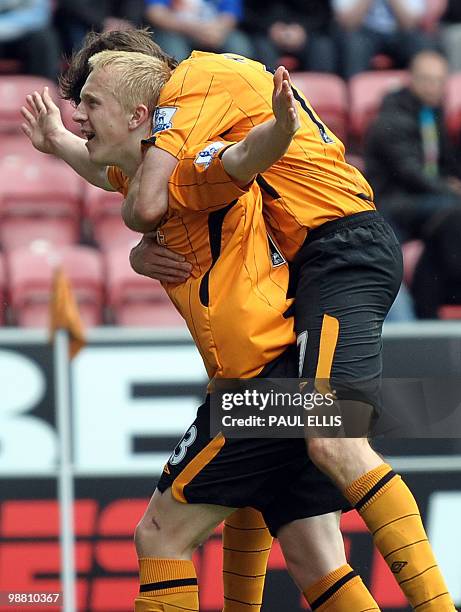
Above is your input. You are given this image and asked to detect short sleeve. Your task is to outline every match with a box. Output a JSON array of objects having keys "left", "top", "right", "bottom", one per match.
[
  {"left": 152, "top": 62, "right": 240, "bottom": 159},
  {"left": 106, "top": 165, "right": 130, "bottom": 197},
  {"left": 218, "top": 0, "right": 242, "bottom": 19},
  {"left": 145, "top": 0, "right": 170, "bottom": 6},
  {"left": 169, "top": 141, "right": 251, "bottom": 212}
]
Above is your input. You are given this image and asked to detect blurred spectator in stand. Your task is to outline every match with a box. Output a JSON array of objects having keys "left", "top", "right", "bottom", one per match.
[
  {"left": 333, "top": 0, "right": 434, "bottom": 78},
  {"left": 365, "top": 50, "right": 461, "bottom": 318},
  {"left": 0, "top": 0, "right": 60, "bottom": 80},
  {"left": 55, "top": 1, "right": 145, "bottom": 55},
  {"left": 144, "top": 0, "right": 253, "bottom": 62},
  {"left": 242, "top": 0, "right": 337, "bottom": 72},
  {"left": 441, "top": 0, "right": 461, "bottom": 72}
]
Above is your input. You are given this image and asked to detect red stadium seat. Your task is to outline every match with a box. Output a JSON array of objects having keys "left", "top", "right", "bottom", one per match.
[
  {"left": 349, "top": 71, "right": 409, "bottom": 142},
  {"left": 1, "top": 218, "right": 79, "bottom": 252},
  {"left": 0, "top": 134, "right": 46, "bottom": 160},
  {"left": 445, "top": 72, "right": 461, "bottom": 142},
  {"left": 0, "top": 253, "right": 5, "bottom": 325},
  {"left": 401, "top": 240, "right": 424, "bottom": 287},
  {"left": 0, "top": 154, "right": 83, "bottom": 250},
  {"left": 104, "top": 246, "right": 185, "bottom": 327},
  {"left": 292, "top": 72, "right": 348, "bottom": 143},
  {"left": 0, "top": 59, "right": 22, "bottom": 75},
  {"left": 438, "top": 305, "right": 461, "bottom": 319},
  {"left": 0, "top": 75, "right": 58, "bottom": 133},
  {"left": 84, "top": 183, "right": 139, "bottom": 250},
  {"left": 7, "top": 244, "right": 104, "bottom": 328}
]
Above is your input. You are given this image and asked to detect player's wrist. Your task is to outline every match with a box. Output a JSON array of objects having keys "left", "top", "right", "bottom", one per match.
[
  {"left": 47, "top": 126, "right": 74, "bottom": 155},
  {"left": 272, "top": 117, "right": 297, "bottom": 139}
]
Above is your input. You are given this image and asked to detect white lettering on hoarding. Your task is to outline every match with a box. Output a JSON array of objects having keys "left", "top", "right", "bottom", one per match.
[
  {"left": 0, "top": 350, "right": 57, "bottom": 473},
  {"left": 72, "top": 346, "right": 205, "bottom": 474}
]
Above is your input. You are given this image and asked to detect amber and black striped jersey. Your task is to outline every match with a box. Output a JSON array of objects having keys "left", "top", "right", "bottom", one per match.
[
  {"left": 107, "top": 142, "right": 294, "bottom": 379},
  {"left": 152, "top": 51, "right": 375, "bottom": 260}
]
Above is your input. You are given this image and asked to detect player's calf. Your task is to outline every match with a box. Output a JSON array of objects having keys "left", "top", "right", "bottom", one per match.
[{"left": 278, "top": 513, "right": 381, "bottom": 611}]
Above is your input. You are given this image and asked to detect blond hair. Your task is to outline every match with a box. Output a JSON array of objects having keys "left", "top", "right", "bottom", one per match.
[{"left": 88, "top": 50, "right": 171, "bottom": 113}]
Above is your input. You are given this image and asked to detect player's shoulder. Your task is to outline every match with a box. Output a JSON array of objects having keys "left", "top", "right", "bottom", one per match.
[
  {"left": 192, "top": 51, "right": 267, "bottom": 74},
  {"left": 175, "top": 51, "right": 265, "bottom": 80},
  {"left": 158, "top": 50, "right": 269, "bottom": 105},
  {"left": 158, "top": 52, "right": 216, "bottom": 101}
]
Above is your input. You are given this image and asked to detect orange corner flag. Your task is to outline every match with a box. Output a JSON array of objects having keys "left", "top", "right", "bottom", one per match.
[{"left": 49, "top": 267, "right": 86, "bottom": 359}]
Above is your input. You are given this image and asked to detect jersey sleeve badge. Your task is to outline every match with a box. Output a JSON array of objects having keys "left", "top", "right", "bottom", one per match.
[
  {"left": 194, "top": 141, "right": 226, "bottom": 169},
  {"left": 152, "top": 106, "right": 178, "bottom": 134}
]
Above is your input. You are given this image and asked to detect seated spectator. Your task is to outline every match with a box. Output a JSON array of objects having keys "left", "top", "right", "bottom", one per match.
[
  {"left": 243, "top": 0, "right": 337, "bottom": 72},
  {"left": 55, "top": 1, "right": 146, "bottom": 55},
  {"left": 0, "top": 0, "right": 60, "bottom": 81},
  {"left": 333, "top": 0, "right": 435, "bottom": 78},
  {"left": 365, "top": 50, "right": 461, "bottom": 318},
  {"left": 441, "top": 0, "right": 461, "bottom": 72},
  {"left": 144, "top": 0, "right": 253, "bottom": 62}
]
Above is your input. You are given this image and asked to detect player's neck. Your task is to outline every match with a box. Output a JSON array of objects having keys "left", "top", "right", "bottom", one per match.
[{"left": 117, "top": 126, "right": 150, "bottom": 178}]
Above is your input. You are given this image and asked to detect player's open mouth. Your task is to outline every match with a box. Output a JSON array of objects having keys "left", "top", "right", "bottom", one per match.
[{"left": 83, "top": 131, "right": 96, "bottom": 141}]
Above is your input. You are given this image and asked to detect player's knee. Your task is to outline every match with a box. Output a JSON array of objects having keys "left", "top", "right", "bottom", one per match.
[
  {"left": 134, "top": 513, "right": 162, "bottom": 555},
  {"left": 307, "top": 437, "right": 343, "bottom": 472},
  {"left": 134, "top": 508, "right": 201, "bottom": 559}
]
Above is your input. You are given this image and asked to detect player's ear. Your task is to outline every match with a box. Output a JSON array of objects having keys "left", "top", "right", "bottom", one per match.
[{"left": 129, "top": 104, "right": 149, "bottom": 130}]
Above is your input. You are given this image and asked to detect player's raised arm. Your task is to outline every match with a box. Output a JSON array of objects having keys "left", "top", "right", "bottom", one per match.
[
  {"left": 122, "top": 146, "right": 177, "bottom": 232},
  {"left": 21, "top": 87, "right": 113, "bottom": 191},
  {"left": 221, "top": 66, "right": 300, "bottom": 186}
]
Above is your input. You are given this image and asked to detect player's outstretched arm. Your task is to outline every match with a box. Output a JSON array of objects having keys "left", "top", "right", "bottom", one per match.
[
  {"left": 221, "top": 65, "right": 300, "bottom": 186},
  {"left": 21, "top": 87, "right": 113, "bottom": 191}
]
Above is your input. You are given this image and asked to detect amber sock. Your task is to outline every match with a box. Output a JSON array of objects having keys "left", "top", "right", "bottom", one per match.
[
  {"left": 304, "top": 564, "right": 380, "bottom": 611},
  {"left": 345, "top": 463, "right": 456, "bottom": 611},
  {"left": 222, "top": 508, "right": 273, "bottom": 611},
  {"left": 135, "top": 558, "right": 198, "bottom": 611}
]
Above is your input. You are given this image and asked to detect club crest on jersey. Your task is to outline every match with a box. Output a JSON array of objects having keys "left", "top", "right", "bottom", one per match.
[
  {"left": 194, "top": 141, "right": 226, "bottom": 169},
  {"left": 152, "top": 106, "right": 177, "bottom": 134},
  {"left": 156, "top": 229, "right": 165, "bottom": 245}
]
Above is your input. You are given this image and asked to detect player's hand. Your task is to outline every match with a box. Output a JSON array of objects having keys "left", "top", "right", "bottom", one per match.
[
  {"left": 272, "top": 66, "right": 300, "bottom": 136},
  {"left": 130, "top": 236, "right": 192, "bottom": 284},
  {"left": 20, "top": 87, "right": 66, "bottom": 154}
]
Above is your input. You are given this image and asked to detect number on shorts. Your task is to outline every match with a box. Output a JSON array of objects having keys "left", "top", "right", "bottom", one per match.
[{"left": 169, "top": 425, "right": 197, "bottom": 466}]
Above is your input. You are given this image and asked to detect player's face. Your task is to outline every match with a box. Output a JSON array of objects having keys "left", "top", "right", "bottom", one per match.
[{"left": 73, "top": 69, "right": 132, "bottom": 165}]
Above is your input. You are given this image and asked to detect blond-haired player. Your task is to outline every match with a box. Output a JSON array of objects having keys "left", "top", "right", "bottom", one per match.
[{"left": 22, "top": 51, "right": 382, "bottom": 612}]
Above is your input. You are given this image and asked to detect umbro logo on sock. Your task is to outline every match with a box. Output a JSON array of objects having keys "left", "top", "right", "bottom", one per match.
[{"left": 390, "top": 561, "right": 408, "bottom": 574}]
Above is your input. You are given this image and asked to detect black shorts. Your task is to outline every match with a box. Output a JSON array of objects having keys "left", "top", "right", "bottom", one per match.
[
  {"left": 157, "top": 347, "right": 350, "bottom": 536},
  {"left": 291, "top": 211, "right": 403, "bottom": 415}
]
